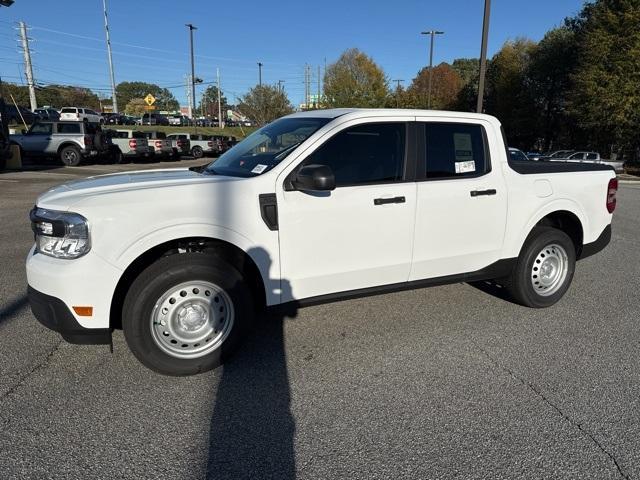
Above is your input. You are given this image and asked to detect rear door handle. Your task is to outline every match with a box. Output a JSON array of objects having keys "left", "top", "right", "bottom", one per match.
[
  {"left": 374, "top": 196, "right": 406, "bottom": 205},
  {"left": 470, "top": 189, "right": 497, "bottom": 197}
]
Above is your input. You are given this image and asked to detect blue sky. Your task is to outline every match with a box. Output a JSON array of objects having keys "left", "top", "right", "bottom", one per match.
[{"left": 0, "top": 0, "right": 585, "bottom": 108}]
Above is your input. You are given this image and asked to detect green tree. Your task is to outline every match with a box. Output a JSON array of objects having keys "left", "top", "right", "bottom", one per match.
[
  {"left": 527, "top": 27, "right": 578, "bottom": 151},
  {"left": 323, "top": 48, "right": 390, "bottom": 108},
  {"left": 405, "top": 63, "right": 463, "bottom": 109},
  {"left": 485, "top": 38, "right": 539, "bottom": 149},
  {"left": 197, "top": 85, "right": 228, "bottom": 117},
  {"left": 567, "top": 0, "right": 640, "bottom": 156},
  {"left": 124, "top": 98, "right": 147, "bottom": 116},
  {"left": 451, "top": 58, "right": 479, "bottom": 86},
  {"left": 238, "top": 84, "right": 294, "bottom": 126},
  {"left": 115, "top": 82, "right": 179, "bottom": 112}
]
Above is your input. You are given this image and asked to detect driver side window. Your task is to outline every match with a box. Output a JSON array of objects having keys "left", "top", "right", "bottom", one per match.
[{"left": 303, "top": 123, "right": 406, "bottom": 187}]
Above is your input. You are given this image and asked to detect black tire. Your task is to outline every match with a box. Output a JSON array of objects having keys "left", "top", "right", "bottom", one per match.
[
  {"left": 191, "top": 145, "right": 203, "bottom": 158},
  {"left": 59, "top": 145, "right": 82, "bottom": 166},
  {"left": 503, "top": 226, "right": 576, "bottom": 308},
  {"left": 122, "top": 253, "right": 254, "bottom": 376},
  {"left": 111, "top": 146, "right": 124, "bottom": 164}
]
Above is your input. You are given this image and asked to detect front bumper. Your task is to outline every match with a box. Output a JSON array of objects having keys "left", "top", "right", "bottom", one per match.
[{"left": 28, "top": 286, "right": 111, "bottom": 344}]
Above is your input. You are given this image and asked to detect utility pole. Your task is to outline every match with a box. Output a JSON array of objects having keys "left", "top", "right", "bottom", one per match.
[
  {"left": 421, "top": 30, "right": 444, "bottom": 109},
  {"left": 18, "top": 21, "right": 37, "bottom": 111},
  {"left": 392, "top": 79, "right": 404, "bottom": 107},
  {"left": 277, "top": 80, "right": 284, "bottom": 92},
  {"left": 477, "top": 0, "right": 491, "bottom": 113},
  {"left": 102, "top": 0, "right": 118, "bottom": 113},
  {"left": 317, "top": 65, "right": 320, "bottom": 108},
  {"left": 185, "top": 23, "right": 197, "bottom": 119},
  {"left": 257, "top": 62, "right": 263, "bottom": 86},
  {"left": 217, "top": 67, "right": 223, "bottom": 128}
]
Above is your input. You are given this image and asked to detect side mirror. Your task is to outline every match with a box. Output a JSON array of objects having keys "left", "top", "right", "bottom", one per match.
[{"left": 292, "top": 164, "right": 336, "bottom": 192}]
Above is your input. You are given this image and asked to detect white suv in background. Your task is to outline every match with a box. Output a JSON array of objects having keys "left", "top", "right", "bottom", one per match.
[{"left": 59, "top": 107, "right": 103, "bottom": 124}]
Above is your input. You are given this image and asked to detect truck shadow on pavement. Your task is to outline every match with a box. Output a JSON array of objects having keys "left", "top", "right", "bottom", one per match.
[
  {"left": 206, "top": 248, "right": 298, "bottom": 480},
  {"left": 0, "top": 294, "right": 28, "bottom": 326}
]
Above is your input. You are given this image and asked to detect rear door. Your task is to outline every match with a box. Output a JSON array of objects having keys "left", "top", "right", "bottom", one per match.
[
  {"left": 409, "top": 119, "right": 507, "bottom": 280},
  {"left": 277, "top": 119, "right": 417, "bottom": 302}
]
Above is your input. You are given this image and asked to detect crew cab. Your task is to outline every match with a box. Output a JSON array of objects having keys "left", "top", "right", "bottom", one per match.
[
  {"left": 10, "top": 121, "right": 108, "bottom": 166},
  {"left": 142, "top": 131, "right": 176, "bottom": 160},
  {"left": 26, "top": 109, "right": 617, "bottom": 375},
  {"left": 167, "top": 132, "right": 218, "bottom": 158}
]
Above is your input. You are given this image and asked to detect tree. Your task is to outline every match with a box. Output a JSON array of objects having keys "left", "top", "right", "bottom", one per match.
[
  {"left": 197, "top": 85, "right": 228, "bottom": 118},
  {"left": 115, "top": 82, "right": 179, "bottom": 111},
  {"left": 124, "top": 98, "right": 147, "bottom": 116},
  {"left": 527, "top": 27, "right": 578, "bottom": 151},
  {"left": 0, "top": 83, "right": 101, "bottom": 110},
  {"left": 238, "top": 85, "right": 293, "bottom": 126},
  {"left": 567, "top": 0, "right": 640, "bottom": 157},
  {"left": 484, "top": 39, "right": 539, "bottom": 149},
  {"left": 406, "top": 63, "right": 463, "bottom": 109},
  {"left": 323, "top": 48, "right": 390, "bottom": 108},
  {"left": 451, "top": 58, "right": 479, "bottom": 86}
]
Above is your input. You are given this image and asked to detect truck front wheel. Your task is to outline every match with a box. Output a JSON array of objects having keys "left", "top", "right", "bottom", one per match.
[
  {"left": 122, "top": 253, "right": 253, "bottom": 375},
  {"left": 504, "top": 226, "right": 576, "bottom": 308}
]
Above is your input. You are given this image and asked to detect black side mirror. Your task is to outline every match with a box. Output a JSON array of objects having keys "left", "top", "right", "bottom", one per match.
[{"left": 292, "top": 164, "right": 336, "bottom": 191}]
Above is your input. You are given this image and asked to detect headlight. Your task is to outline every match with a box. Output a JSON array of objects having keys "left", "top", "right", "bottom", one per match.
[{"left": 30, "top": 207, "right": 91, "bottom": 259}]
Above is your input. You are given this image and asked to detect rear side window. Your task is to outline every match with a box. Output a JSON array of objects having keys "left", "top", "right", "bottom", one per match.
[
  {"left": 133, "top": 131, "right": 146, "bottom": 139},
  {"left": 115, "top": 131, "right": 129, "bottom": 138},
  {"left": 586, "top": 153, "right": 598, "bottom": 160},
  {"left": 304, "top": 122, "right": 406, "bottom": 187},
  {"left": 423, "top": 123, "right": 489, "bottom": 179},
  {"left": 56, "top": 123, "right": 81, "bottom": 134}
]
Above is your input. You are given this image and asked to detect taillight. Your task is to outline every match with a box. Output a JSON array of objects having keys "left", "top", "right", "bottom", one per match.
[
  {"left": 129, "top": 139, "right": 137, "bottom": 149},
  {"left": 606, "top": 178, "right": 618, "bottom": 213},
  {"left": 155, "top": 140, "right": 163, "bottom": 149},
  {"left": 84, "top": 135, "right": 92, "bottom": 146}
]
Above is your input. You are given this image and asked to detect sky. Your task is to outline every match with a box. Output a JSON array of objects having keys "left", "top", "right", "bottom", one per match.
[{"left": 0, "top": 0, "right": 586, "bottom": 109}]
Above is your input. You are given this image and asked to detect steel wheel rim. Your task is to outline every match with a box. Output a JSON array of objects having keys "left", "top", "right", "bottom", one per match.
[
  {"left": 530, "top": 243, "right": 568, "bottom": 297},
  {"left": 150, "top": 280, "right": 234, "bottom": 359}
]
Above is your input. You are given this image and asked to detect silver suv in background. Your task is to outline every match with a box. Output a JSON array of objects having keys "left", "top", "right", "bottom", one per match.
[
  {"left": 9, "top": 121, "right": 108, "bottom": 166},
  {"left": 59, "top": 107, "right": 103, "bottom": 124}
]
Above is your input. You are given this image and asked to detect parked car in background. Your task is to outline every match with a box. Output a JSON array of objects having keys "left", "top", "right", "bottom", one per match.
[
  {"left": 0, "top": 105, "right": 37, "bottom": 126},
  {"left": 542, "top": 150, "right": 574, "bottom": 160},
  {"left": 102, "top": 113, "right": 133, "bottom": 125},
  {"left": 10, "top": 120, "right": 108, "bottom": 166},
  {"left": 549, "top": 151, "right": 625, "bottom": 173},
  {"left": 525, "top": 151, "right": 544, "bottom": 161},
  {"left": 509, "top": 147, "right": 530, "bottom": 162},
  {"left": 59, "top": 107, "right": 103, "bottom": 124},
  {"left": 139, "top": 113, "right": 169, "bottom": 126},
  {"left": 167, "top": 134, "right": 190, "bottom": 156},
  {"left": 167, "top": 132, "right": 218, "bottom": 158},
  {"left": 211, "top": 134, "right": 239, "bottom": 153},
  {"left": 141, "top": 131, "right": 175, "bottom": 160},
  {"left": 105, "top": 129, "right": 154, "bottom": 162},
  {"left": 34, "top": 108, "right": 60, "bottom": 121},
  {"left": 168, "top": 114, "right": 191, "bottom": 126}
]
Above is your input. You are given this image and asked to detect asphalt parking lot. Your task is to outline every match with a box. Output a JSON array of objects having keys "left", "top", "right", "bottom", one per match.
[{"left": 1, "top": 163, "right": 639, "bottom": 480}]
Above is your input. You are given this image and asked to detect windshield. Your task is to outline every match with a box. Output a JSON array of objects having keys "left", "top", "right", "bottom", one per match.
[{"left": 203, "top": 117, "right": 331, "bottom": 177}]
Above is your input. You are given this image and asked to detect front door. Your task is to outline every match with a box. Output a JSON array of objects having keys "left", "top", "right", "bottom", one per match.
[
  {"left": 21, "top": 123, "right": 53, "bottom": 153},
  {"left": 277, "top": 120, "right": 416, "bottom": 302}
]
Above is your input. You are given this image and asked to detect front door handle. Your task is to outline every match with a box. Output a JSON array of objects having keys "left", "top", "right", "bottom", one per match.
[
  {"left": 470, "top": 189, "right": 497, "bottom": 197},
  {"left": 374, "top": 196, "right": 406, "bottom": 205}
]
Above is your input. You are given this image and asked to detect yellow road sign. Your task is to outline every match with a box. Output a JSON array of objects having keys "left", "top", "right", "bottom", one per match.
[{"left": 144, "top": 94, "right": 156, "bottom": 106}]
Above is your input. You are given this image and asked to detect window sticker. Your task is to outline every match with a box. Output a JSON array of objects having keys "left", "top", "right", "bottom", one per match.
[
  {"left": 455, "top": 160, "right": 476, "bottom": 174},
  {"left": 453, "top": 133, "right": 473, "bottom": 161},
  {"left": 251, "top": 164, "right": 268, "bottom": 174}
]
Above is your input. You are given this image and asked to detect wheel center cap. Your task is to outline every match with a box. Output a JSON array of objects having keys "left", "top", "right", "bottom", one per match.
[{"left": 177, "top": 304, "right": 208, "bottom": 331}]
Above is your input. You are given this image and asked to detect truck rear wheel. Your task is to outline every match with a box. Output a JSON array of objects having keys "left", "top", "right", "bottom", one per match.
[
  {"left": 191, "top": 145, "right": 203, "bottom": 158},
  {"left": 504, "top": 226, "right": 576, "bottom": 308},
  {"left": 60, "top": 145, "right": 82, "bottom": 166},
  {"left": 122, "top": 253, "right": 253, "bottom": 376}
]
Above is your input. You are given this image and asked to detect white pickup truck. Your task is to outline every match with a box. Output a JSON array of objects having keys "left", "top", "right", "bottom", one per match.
[{"left": 26, "top": 109, "right": 617, "bottom": 375}]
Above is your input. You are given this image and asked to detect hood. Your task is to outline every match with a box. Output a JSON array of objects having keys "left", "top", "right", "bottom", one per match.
[{"left": 37, "top": 168, "right": 232, "bottom": 210}]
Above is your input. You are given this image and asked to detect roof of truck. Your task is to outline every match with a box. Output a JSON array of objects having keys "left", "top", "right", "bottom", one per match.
[{"left": 284, "top": 108, "right": 498, "bottom": 122}]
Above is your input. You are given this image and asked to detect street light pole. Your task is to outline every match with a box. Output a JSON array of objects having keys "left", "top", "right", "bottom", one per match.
[
  {"left": 257, "top": 62, "right": 263, "bottom": 86},
  {"left": 477, "top": 0, "right": 491, "bottom": 113},
  {"left": 185, "top": 23, "right": 197, "bottom": 120},
  {"left": 421, "top": 30, "right": 444, "bottom": 109},
  {"left": 102, "top": 0, "right": 118, "bottom": 113}
]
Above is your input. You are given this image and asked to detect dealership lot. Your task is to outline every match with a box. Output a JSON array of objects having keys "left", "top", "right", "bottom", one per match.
[{"left": 1, "top": 165, "right": 639, "bottom": 479}]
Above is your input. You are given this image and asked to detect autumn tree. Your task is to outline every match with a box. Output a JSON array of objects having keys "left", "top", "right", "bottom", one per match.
[
  {"left": 124, "top": 98, "right": 147, "bottom": 115},
  {"left": 238, "top": 84, "right": 293, "bottom": 126},
  {"left": 406, "top": 63, "right": 463, "bottom": 109},
  {"left": 323, "top": 48, "right": 390, "bottom": 108},
  {"left": 197, "top": 85, "right": 229, "bottom": 118}
]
